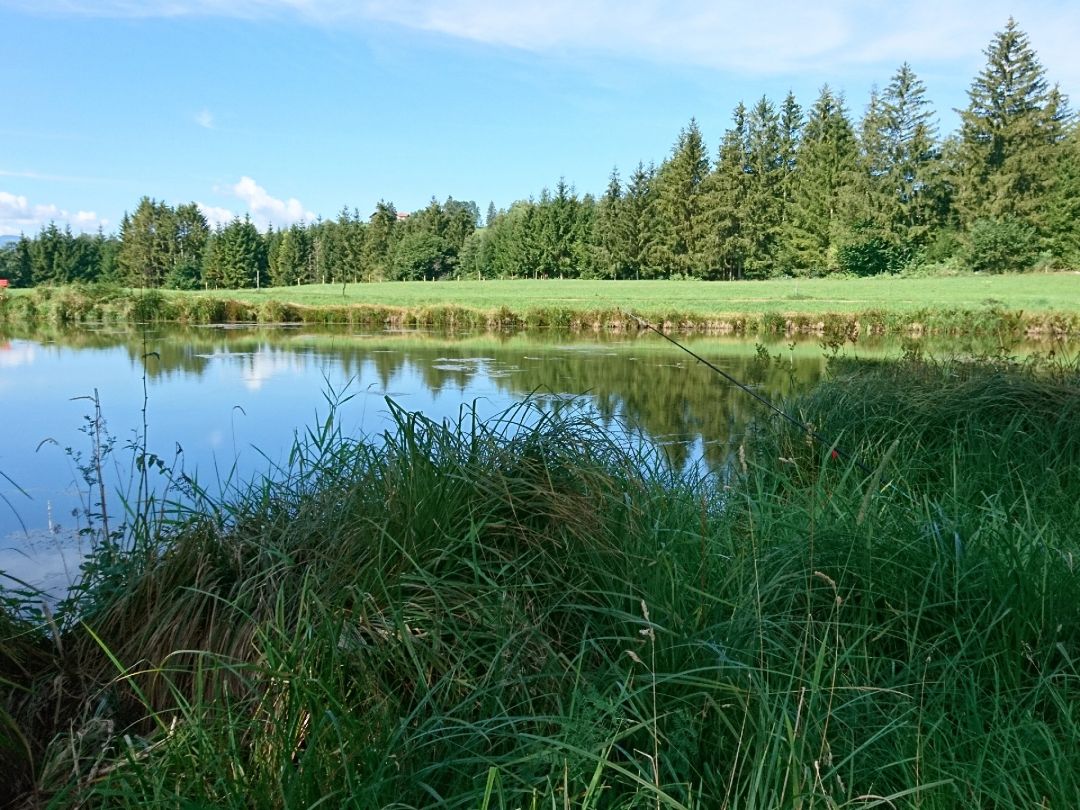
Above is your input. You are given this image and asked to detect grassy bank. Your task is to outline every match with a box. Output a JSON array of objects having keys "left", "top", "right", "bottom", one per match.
[
  {"left": 3, "top": 356, "right": 1079, "bottom": 807},
  {"left": 2, "top": 274, "right": 1080, "bottom": 337}
]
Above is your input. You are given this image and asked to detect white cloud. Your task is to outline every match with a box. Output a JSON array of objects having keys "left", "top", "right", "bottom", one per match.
[
  {"left": 228, "top": 176, "right": 314, "bottom": 230},
  {"left": 196, "top": 203, "right": 236, "bottom": 228},
  {"left": 9, "top": 1, "right": 1079, "bottom": 89},
  {"left": 0, "top": 168, "right": 109, "bottom": 182},
  {"left": 0, "top": 190, "right": 108, "bottom": 236},
  {"left": 0, "top": 342, "right": 36, "bottom": 369},
  {"left": 195, "top": 108, "right": 215, "bottom": 129},
  {"left": 240, "top": 349, "right": 307, "bottom": 390},
  {"left": 358, "top": 1, "right": 1080, "bottom": 91}
]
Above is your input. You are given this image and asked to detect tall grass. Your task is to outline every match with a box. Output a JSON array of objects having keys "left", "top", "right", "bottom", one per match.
[{"left": 2, "top": 358, "right": 1079, "bottom": 807}]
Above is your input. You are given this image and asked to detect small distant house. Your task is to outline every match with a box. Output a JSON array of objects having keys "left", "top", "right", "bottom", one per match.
[
  {"left": 396, "top": 212, "right": 410, "bottom": 221},
  {"left": 0, "top": 279, "right": 9, "bottom": 288}
]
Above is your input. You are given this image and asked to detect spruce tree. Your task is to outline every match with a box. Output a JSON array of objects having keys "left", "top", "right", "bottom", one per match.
[
  {"left": 271, "top": 224, "right": 311, "bottom": 286},
  {"left": 956, "top": 18, "right": 1069, "bottom": 235},
  {"left": 592, "top": 168, "right": 624, "bottom": 279},
  {"left": 743, "top": 97, "right": 786, "bottom": 277},
  {"left": 654, "top": 119, "right": 709, "bottom": 277},
  {"left": 622, "top": 162, "right": 660, "bottom": 279},
  {"left": 701, "top": 103, "right": 749, "bottom": 279},
  {"left": 784, "top": 86, "right": 859, "bottom": 273},
  {"left": 118, "top": 197, "right": 176, "bottom": 287},
  {"left": 1044, "top": 124, "right": 1080, "bottom": 264},
  {"left": 208, "top": 216, "right": 265, "bottom": 289},
  {"left": 775, "top": 92, "right": 803, "bottom": 273},
  {"left": 174, "top": 203, "right": 209, "bottom": 269},
  {"left": 846, "top": 65, "right": 943, "bottom": 273},
  {"left": 364, "top": 201, "right": 398, "bottom": 281},
  {"left": 6, "top": 236, "right": 33, "bottom": 287},
  {"left": 441, "top": 198, "right": 479, "bottom": 252},
  {"left": 337, "top": 207, "right": 365, "bottom": 281},
  {"left": 538, "top": 178, "right": 579, "bottom": 278},
  {"left": 882, "top": 64, "right": 942, "bottom": 244}
]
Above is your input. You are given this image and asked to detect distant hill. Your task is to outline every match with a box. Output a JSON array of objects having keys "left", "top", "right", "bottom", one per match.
[{"left": 0, "top": 235, "right": 18, "bottom": 248}]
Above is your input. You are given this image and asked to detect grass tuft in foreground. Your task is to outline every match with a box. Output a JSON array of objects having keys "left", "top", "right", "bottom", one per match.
[{"left": 2, "top": 357, "right": 1079, "bottom": 808}]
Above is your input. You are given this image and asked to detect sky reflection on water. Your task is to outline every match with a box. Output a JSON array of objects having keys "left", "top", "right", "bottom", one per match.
[{"left": 2, "top": 324, "right": 1022, "bottom": 594}]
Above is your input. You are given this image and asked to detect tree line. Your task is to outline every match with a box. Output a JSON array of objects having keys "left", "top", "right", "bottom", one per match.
[{"left": 2, "top": 19, "right": 1077, "bottom": 288}]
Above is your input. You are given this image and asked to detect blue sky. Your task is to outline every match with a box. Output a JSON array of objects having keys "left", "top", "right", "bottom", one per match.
[{"left": 2, "top": 0, "right": 1077, "bottom": 236}]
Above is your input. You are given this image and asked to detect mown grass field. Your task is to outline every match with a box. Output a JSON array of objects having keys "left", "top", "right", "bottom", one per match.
[
  {"left": 5, "top": 273, "right": 1080, "bottom": 337},
  {"left": 182, "top": 273, "right": 1080, "bottom": 315}
]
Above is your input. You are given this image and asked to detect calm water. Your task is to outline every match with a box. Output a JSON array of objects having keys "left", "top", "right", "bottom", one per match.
[{"left": 0, "top": 324, "right": 1026, "bottom": 594}]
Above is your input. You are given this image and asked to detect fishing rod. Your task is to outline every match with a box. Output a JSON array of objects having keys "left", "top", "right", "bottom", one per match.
[{"left": 624, "top": 311, "right": 875, "bottom": 477}]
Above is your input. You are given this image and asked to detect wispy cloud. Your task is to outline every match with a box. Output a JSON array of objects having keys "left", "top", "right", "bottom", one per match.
[
  {"left": 229, "top": 176, "right": 314, "bottom": 230},
  {"left": 196, "top": 202, "right": 235, "bottom": 228},
  {"left": 0, "top": 190, "right": 108, "bottom": 236},
  {"left": 198, "top": 177, "right": 313, "bottom": 230},
  {"left": 0, "top": 168, "right": 112, "bottom": 183},
  {"left": 8, "top": 1, "right": 1078, "bottom": 87},
  {"left": 195, "top": 108, "right": 215, "bottom": 129}
]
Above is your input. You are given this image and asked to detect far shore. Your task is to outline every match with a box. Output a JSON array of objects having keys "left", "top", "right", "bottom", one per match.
[{"left": 2, "top": 274, "right": 1079, "bottom": 339}]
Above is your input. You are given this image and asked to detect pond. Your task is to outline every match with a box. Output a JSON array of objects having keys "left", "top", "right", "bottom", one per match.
[{"left": 0, "top": 324, "right": 1034, "bottom": 594}]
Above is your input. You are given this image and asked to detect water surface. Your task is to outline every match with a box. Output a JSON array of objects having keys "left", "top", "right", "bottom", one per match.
[{"left": 0, "top": 324, "right": 1031, "bottom": 593}]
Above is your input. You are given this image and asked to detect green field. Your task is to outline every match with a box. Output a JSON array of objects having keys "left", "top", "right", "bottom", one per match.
[
  {"left": 5, "top": 273, "right": 1080, "bottom": 337},
  {"left": 184, "top": 273, "right": 1080, "bottom": 315}
]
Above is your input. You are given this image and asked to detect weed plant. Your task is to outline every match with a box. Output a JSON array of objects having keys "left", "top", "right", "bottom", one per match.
[{"left": 2, "top": 357, "right": 1079, "bottom": 807}]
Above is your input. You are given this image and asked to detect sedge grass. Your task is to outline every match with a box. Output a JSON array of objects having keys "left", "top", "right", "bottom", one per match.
[{"left": 1, "top": 358, "right": 1079, "bottom": 807}]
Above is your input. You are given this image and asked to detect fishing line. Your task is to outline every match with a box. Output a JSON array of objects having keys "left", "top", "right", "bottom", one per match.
[{"left": 624, "top": 311, "right": 875, "bottom": 476}]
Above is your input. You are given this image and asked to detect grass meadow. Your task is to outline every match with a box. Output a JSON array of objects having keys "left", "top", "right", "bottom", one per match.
[
  {"left": 4, "top": 274, "right": 1080, "bottom": 337},
  {"left": 2, "top": 353, "right": 1079, "bottom": 807},
  {"left": 186, "top": 273, "right": 1080, "bottom": 316}
]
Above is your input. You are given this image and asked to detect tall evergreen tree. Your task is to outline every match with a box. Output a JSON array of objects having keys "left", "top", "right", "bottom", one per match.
[
  {"left": 441, "top": 197, "right": 479, "bottom": 253},
  {"left": 364, "top": 201, "right": 398, "bottom": 281},
  {"left": 535, "top": 179, "right": 581, "bottom": 277},
  {"left": 784, "top": 86, "right": 859, "bottom": 273},
  {"left": 593, "top": 168, "right": 625, "bottom": 279},
  {"left": 955, "top": 18, "right": 1070, "bottom": 235},
  {"left": 118, "top": 198, "right": 177, "bottom": 287},
  {"left": 166, "top": 203, "right": 209, "bottom": 288},
  {"left": 310, "top": 217, "right": 338, "bottom": 284},
  {"left": 654, "top": 119, "right": 709, "bottom": 277},
  {"left": 2, "top": 236, "right": 33, "bottom": 287},
  {"left": 336, "top": 207, "right": 366, "bottom": 281},
  {"left": 742, "top": 96, "right": 786, "bottom": 277},
  {"left": 622, "top": 162, "right": 660, "bottom": 279},
  {"left": 271, "top": 224, "right": 312, "bottom": 286},
  {"left": 777, "top": 92, "right": 803, "bottom": 229},
  {"left": 701, "top": 103, "right": 750, "bottom": 279},
  {"left": 203, "top": 217, "right": 265, "bottom": 289},
  {"left": 844, "top": 65, "right": 944, "bottom": 273},
  {"left": 1045, "top": 123, "right": 1080, "bottom": 264},
  {"left": 174, "top": 204, "right": 209, "bottom": 268}
]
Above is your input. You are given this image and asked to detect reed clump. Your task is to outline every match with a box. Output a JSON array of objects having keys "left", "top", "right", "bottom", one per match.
[{"left": 2, "top": 358, "right": 1079, "bottom": 808}]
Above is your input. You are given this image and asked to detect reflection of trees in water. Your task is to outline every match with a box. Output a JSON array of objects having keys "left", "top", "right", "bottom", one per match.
[
  {"left": 485, "top": 350, "right": 828, "bottom": 465},
  {"left": 14, "top": 326, "right": 831, "bottom": 452}
]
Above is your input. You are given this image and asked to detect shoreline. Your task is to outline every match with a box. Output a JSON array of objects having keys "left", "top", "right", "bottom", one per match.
[{"left": 2, "top": 280, "right": 1079, "bottom": 339}]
